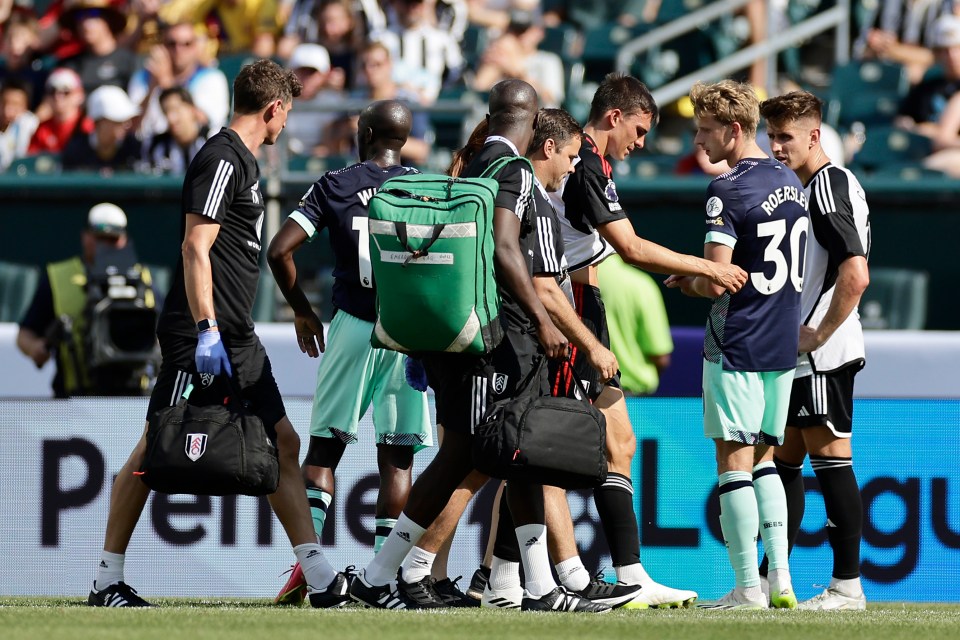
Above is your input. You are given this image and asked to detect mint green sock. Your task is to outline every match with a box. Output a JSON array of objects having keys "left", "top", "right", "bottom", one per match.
[
  {"left": 718, "top": 471, "right": 760, "bottom": 589},
  {"left": 306, "top": 487, "right": 333, "bottom": 539},
  {"left": 753, "top": 461, "right": 790, "bottom": 572},
  {"left": 374, "top": 518, "right": 398, "bottom": 554}
]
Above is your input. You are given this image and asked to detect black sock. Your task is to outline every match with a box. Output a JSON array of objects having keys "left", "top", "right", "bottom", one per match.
[
  {"left": 760, "top": 456, "right": 805, "bottom": 577},
  {"left": 493, "top": 483, "right": 521, "bottom": 563},
  {"left": 593, "top": 473, "right": 640, "bottom": 567},
  {"left": 811, "top": 455, "right": 862, "bottom": 580}
]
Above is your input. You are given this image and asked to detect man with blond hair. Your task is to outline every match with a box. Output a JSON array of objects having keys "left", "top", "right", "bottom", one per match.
[{"left": 667, "top": 80, "right": 809, "bottom": 610}]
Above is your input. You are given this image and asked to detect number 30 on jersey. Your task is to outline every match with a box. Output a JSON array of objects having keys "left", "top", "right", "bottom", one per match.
[{"left": 752, "top": 217, "right": 808, "bottom": 295}]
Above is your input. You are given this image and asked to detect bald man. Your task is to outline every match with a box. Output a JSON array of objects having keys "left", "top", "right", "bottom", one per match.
[
  {"left": 267, "top": 100, "right": 433, "bottom": 606},
  {"left": 349, "top": 81, "right": 606, "bottom": 613}
]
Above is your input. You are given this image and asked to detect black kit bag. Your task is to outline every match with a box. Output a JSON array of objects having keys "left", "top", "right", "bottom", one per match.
[
  {"left": 472, "top": 358, "right": 607, "bottom": 489},
  {"left": 138, "top": 378, "right": 279, "bottom": 496}
]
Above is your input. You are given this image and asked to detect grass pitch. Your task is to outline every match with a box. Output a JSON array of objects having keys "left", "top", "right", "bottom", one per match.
[{"left": 3, "top": 599, "right": 960, "bottom": 640}]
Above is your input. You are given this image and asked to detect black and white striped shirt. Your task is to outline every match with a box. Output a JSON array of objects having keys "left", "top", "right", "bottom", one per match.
[
  {"left": 855, "top": 0, "right": 955, "bottom": 55},
  {"left": 797, "top": 163, "right": 871, "bottom": 376},
  {"left": 157, "top": 128, "right": 265, "bottom": 338},
  {"left": 369, "top": 23, "right": 463, "bottom": 101}
]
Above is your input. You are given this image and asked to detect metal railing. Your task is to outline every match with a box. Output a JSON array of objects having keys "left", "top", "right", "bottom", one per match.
[{"left": 615, "top": 0, "right": 851, "bottom": 105}]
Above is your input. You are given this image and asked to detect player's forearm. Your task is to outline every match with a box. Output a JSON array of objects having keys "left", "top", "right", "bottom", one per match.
[
  {"left": 810, "top": 257, "right": 870, "bottom": 345},
  {"left": 621, "top": 235, "right": 718, "bottom": 281},
  {"left": 534, "top": 276, "right": 602, "bottom": 353},
  {"left": 182, "top": 240, "right": 216, "bottom": 324}
]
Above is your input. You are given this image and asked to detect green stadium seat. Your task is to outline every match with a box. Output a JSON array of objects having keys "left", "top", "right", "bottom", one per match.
[
  {"left": 0, "top": 261, "right": 40, "bottom": 323},
  {"left": 7, "top": 154, "right": 61, "bottom": 176},
  {"left": 580, "top": 22, "right": 651, "bottom": 84},
  {"left": 654, "top": 0, "right": 717, "bottom": 24},
  {"left": 826, "top": 61, "right": 909, "bottom": 129},
  {"left": 851, "top": 126, "right": 932, "bottom": 172},
  {"left": 541, "top": 25, "right": 582, "bottom": 64},
  {"left": 461, "top": 24, "right": 489, "bottom": 68},
  {"left": 859, "top": 267, "right": 929, "bottom": 330}
]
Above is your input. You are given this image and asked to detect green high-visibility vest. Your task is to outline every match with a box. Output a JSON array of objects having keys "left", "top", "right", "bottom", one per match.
[{"left": 47, "top": 257, "right": 91, "bottom": 395}]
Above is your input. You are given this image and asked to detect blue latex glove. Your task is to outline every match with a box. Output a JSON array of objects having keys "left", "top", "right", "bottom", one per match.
[
  {"left": 196, "top": 329, "right": 233, "bottom": 376},
  {"left": 404, "top": 356, "right": 428, "bottom": 392}
]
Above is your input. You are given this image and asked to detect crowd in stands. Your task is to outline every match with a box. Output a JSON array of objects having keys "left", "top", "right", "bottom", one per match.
[{"left": 2, "top": 0, "right": 960, "bottom": 177}]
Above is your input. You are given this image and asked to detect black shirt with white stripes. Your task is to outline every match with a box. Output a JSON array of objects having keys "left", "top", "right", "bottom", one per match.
[
  {"left": 157, "top": 128, "right": 265, "bottom": 339},
  {"left": 461, "top": 139, "right": 538, "bottom": 333}
]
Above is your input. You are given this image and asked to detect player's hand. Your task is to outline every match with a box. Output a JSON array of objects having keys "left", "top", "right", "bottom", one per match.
[
  {"left": 195, "top": 329, "right": 233, "bottom": 376},
  {"left": 707, "top": 262, "right": 748, "bottom": 293},
  {"left": 27, "top": 342, "right": 51, "bottom": 368},
  {"left": 294, "top": 312, "right": 325, "bottom": 357},
  {"left": 587, "top": 345, "right": 618, "bottom": 384},
  {"left": 404, "top": 356, "right": 429, "bottom": 392},
  {"left": 798, "top": 325, "right": 822, "bottom": 354},
  {"left": 664, "top": 274, "right": 698, "bottom": 296},
  {"left": 538, "top": 320, "right": 569, "bottom": 360}
]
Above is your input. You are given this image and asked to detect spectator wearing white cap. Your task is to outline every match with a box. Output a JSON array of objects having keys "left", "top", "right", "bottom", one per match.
[
  {"left": 28, "top": 67, "right": 87, "bottom": 155},
  {"left": 916, "top": 13, "right": 960, "bottom": 177},
  {"left": 898, "top": 13, "right": 960, "bottom": 136},
  {"left": 17, "top": 202, "right": 155, "bottom": 398},
  {"left": 285, "top": 43, "right": 346, "bottom": 157},
  {"left": 62, "top": 84, "right": 143, "bottom": 172}
]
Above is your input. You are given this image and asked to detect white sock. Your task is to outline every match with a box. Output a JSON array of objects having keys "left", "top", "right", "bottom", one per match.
[
  {"left": 830, "top": 576, "right": 863, "bottom": 596},
  {"left": 95, "top": 551, "right": 125, "bottom": 590},
  {"left": 515, "top": 524, "right": 556, "bottom": 598},
  {"left": 769, "top": 567, "right": 792, "bottom": 591},
  {"left": 400, "top": 546, "right": 436, "bottom": 584},
  {"left": 294, "top": 543, "right": 336, "bottom": 591},
  {"left": 740, "top": 584, "right": 763, "bottom": 601},
  {"left": 615, "top": 562, "right": 651, "bottom": 586},
  {"left": 365, "top": 513, "right": 426, "bottom": 586},
  {"left": 488, "top": 555, "right": 522, "bottom": 592},
  {"left": 555, "top": 556, "right": 590, "bottom": 591}
]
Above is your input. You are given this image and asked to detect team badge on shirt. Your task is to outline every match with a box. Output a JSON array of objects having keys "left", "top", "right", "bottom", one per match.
[
  {"left": 604, "top": 180, "right": 622, "bottom": 212},
  {"left": 706, "top": 196, "right": 724, "bottom": 217}
]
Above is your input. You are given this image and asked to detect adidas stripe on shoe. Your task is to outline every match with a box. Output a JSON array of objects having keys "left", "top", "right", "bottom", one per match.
[
  {"left": 349, "top": 572, "right": 408, "bottom": 609},
  {"left": 396, "top": 574, "right": 447, "bottom": 609},
  {"left": 577, "top": 574, "right": 645, "bottom": 609},
  {"left": 521, "top": 586, "right": 611, "bottom": 613},
  {"left": 433, "top": 576, "right": 479, "bottom": 607},
  {"left": 87, "top": 582, "right": 152, "bottom": 607},
  {"left": 308, "top": 571, "right": 354, "bottom": 608},
  {"left": 481, "top": 582, "right": 523, "bottom": 609}
]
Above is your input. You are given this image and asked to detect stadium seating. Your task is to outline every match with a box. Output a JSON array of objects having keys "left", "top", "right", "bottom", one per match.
[
  {"left": 7, "top": 154, "right": 61, "bottom": 176},
  {"left": 859, "top": 267, "right": 929, "bottom": 330},
  {"left": 0, "top": 261, "right": 40, "bottom": 323},
  {"left": 825, "top": 61, "right": 909, "bottom": 129},
  {"left": 851, "top": 126, "right": 932, "bottom": 173}
]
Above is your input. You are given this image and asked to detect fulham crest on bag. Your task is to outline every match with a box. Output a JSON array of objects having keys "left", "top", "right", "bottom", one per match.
[
  {"left": 492, "top": 373, "right": 509, "bottom": 395},
  {"left": 186, "top": 434, "right": 208, "bottom": 461}
]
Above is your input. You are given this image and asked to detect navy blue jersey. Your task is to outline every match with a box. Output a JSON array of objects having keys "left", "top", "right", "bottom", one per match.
[
  {"left": 291, "top": 160, "right": 418, "bottom": 322},
  {"left": 703, "top": 157, "right": 810, "bottom": 371},
  {"left": 158, "top": 128, "right": 264, "bottom": 338}
]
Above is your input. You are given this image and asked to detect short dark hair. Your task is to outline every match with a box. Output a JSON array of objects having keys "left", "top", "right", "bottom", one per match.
[
  {"left": 1, "top": 77, "right": 32, "bottom": 104},
  {"left": 232, "top": 59, "right": 302, "bottom": 115},
  {"left": 759, "top": 90, "right": 823, "bottom": 128},
  {"left": 588, "top": 72, "right": 659, "bottom": 126},
  {"left": 158, "top": 86, "right": 194, "bottom": 107},
  {"left": 529, "top": 108, "right": 581, "bottom": 154}
]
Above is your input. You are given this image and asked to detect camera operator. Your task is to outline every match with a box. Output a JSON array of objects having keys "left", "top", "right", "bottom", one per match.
[{"left": 17, "top": 202, "right": 158, "bottom": 397}]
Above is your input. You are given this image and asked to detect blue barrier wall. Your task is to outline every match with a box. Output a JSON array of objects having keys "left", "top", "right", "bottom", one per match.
[{"left": 1, "top": 396, "right": 957, "bottom": 601}]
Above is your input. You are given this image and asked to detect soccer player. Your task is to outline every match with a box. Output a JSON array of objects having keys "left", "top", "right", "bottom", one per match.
[
  {"left": 266, "top": 100, "right": 433, "bottom": 605},
  {"left": 348, "top": 79, "right": 607, "bottom": 613},
  {"left": 760, "top": 91, "right": 871, "bottom": 610},
  {"left": 547, "top": 73, "right": 748, "bottom": 608},
  {"left": 87, "top": 60, "right": 349, "bottom": 608},
  {"left": 666, "top": 80, "right": 809, "bottom": 610}
]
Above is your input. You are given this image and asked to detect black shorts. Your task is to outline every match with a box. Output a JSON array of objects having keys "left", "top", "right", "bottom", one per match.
[
  {"left": 547, "top": 282, "right": 620, "bottom": 401},
  {"left": 422, "top": 328, "right": 545, "bottom": 435},
  {"left": 787, "top": 362, "right": 862, "bottom": 437},
  {"left": 147, "top": 332, "right": 286, "bottom": 434}
]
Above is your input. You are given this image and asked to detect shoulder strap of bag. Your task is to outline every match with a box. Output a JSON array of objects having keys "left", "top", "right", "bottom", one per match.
[{"left": 478, "top": 154, "right": 534, "bottom": 181}]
